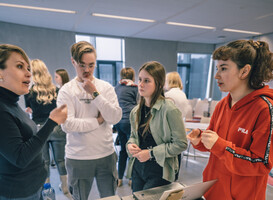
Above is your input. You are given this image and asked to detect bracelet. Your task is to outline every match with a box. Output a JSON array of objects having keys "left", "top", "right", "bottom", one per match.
[{"left": 149, "top": 149, "right": 154, "bottom": 159}]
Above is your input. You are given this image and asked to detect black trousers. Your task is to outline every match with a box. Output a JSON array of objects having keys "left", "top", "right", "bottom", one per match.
[{"left": 131, "top": 158, "right": 170, "bottom": 192}]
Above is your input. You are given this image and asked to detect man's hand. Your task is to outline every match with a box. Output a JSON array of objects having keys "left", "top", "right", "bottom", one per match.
[{"left": 82, "top": 78, "right": 97, "bottom": 95}]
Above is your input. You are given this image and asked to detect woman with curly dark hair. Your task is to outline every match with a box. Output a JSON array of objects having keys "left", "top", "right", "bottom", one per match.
[{"left": 188, "top": 40, "right": 273, "bottom": 199}]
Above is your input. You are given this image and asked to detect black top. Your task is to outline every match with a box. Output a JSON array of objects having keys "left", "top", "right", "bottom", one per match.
[
  {"left": 24, "top": 87, "right": 58, "bottom": 124},
  {"left": 0, "top": 86, "right": 57, "bottom": 198},
  {"left": 138, "top": 105, "right": 157, "bottom": 150}
]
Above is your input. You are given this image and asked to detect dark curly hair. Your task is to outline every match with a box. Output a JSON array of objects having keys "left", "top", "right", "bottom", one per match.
[{"left": 213, "top": 40, "right": 273, "bottom": 89}]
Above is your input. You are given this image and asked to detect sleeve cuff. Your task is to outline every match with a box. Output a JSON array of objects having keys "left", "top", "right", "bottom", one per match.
[{"left": 210, "top": 137, "right": 228, "bottom": 158}]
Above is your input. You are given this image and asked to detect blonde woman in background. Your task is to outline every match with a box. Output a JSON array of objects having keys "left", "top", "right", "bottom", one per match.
[
  {"left": 164, "top": 71, "right": 190, "bottom": 180},
  {"left": 164, "top": 72, "right": 190, "bottom": 120},
  {"left": 24, "top": 60, "right": 70, "bottom": 195}
]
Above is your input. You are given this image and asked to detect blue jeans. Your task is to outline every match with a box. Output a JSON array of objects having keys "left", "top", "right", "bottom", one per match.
[
  {"left": 115, "top": 122, "right": 131, "bottom": 179},
  {"left": 0, "top": 188, "right": 42, "bottom": 200},
  {"left": 41, "top": 125, "right": 67, "bottom": 177}
]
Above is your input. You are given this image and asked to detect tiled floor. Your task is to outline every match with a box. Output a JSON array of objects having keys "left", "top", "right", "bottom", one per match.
[{"left": 51, "top": 146, "right": 273, "bottom": 200}]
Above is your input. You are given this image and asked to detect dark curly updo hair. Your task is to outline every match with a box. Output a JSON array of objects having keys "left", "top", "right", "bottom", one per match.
[{"left": 213, "top": 40, "right": 273, "bottom": 89}]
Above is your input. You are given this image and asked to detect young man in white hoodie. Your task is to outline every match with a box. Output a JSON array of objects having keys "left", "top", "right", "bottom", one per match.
[{"left": 57, "top": 41, "right": 122, "bottom": 200}]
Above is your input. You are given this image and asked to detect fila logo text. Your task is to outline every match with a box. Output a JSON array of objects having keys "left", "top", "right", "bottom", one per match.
[{"left": 238, "top": 127, "right": 248, "bottom": 134}]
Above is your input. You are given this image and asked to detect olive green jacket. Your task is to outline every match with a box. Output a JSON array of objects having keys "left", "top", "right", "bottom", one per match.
[{"left": 126, "top": 98, "right": 188, "bottom": 182}]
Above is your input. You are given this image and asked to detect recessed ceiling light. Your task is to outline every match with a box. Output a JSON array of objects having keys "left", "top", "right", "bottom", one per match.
[
  {"left": 166, "top": 21, "right": 215, "bottom": 30},
  {"left": 92, "top": 13, "right": 155, "bottom": 23},
  {"left": 256, "top": 12, "right": 273, "bottom": 20},
  {"left": 0, "top": 3, "right": 76, "bottom": 14},
  {"left": 223, "top": 28, "right": 261, "bottom": 35}
]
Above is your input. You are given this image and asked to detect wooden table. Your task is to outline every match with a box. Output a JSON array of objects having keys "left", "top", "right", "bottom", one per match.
[{"left": 184, "top": 122, "right": 209, "bottom": 130}]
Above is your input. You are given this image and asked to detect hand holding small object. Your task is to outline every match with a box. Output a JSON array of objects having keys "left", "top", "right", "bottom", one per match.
[{"left": 187, "top": 128, "right": 201, "bottom": 145}]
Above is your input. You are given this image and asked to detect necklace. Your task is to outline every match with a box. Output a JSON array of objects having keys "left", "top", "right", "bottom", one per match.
[{"left": 144, "top": 106, "right": 150, "bottom": 118}]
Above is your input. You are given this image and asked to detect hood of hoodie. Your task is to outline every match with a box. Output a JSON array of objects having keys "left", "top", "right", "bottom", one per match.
[{"left": 225, "top": 85, "right": 273, "bottom": 111}]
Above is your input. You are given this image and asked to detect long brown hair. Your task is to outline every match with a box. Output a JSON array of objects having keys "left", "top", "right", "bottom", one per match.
[
  {"left": 55, "top": 68, "right": 70, "bottom": 86},
  {"left": 136, "top": 61, "right": 166, "bottom": 135}
]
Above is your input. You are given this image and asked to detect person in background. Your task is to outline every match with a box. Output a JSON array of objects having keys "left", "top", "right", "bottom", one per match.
[
  {"left": 57, "top": 41, "right": 122, "bottom": 200},
  {"left": 165, "top": 71, "right": 190, "bottom": 120},
  {"left": 0, "top": 44, "right": 67, "bottom": 199},
  {"left": 55, "top": 68, "right": 70, "bottom": 88},
  {"left": 49, "top": 69, "right": 69, "bottom": 169},
  {"left": 187, "top": 40, "right": 273, "bottom": 199},
  {"left": 115, "top": 67, "right": 138, "bottom": 187},
  {"left": 126, "top": 61, "right": 188, "bottom": 192},
  {"left": 24, "top": 60, "right": 70, "bottom": 195},
  {"left": 164, "top": 71, "right": 190, "bottom": 181},
  {"left": 53, "top": 68, "right": 70, "bottom": 194}
]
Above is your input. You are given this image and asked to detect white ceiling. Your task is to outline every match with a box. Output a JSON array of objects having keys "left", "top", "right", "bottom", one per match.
[{"left": 0, "top": 0, "right": 273, "bottom": 44}]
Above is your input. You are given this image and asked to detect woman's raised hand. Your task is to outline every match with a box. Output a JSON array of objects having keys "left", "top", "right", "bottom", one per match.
[{"left": 49, "top": 104, "right": 67, "bottom": 125}]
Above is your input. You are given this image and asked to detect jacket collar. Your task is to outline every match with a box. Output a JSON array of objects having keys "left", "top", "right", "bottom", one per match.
[{"left": 132, "top": 98, "right": 165, "bottom": 115}]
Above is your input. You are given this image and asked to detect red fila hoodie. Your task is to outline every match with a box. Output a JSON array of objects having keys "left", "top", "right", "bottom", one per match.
[{"left": 193, "top": 85, "right": 273, "bottom": 200}]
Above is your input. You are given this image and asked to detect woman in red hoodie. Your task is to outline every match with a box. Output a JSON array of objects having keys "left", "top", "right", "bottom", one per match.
[{"left": 188, "top": 40, "right": 273, "bottom": 200}]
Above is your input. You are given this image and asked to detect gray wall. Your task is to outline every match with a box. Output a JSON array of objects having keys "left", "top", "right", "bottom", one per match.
[
  {"left": 125, "top": 38, "right": 215, "bottom": 74},
  {"left": 0, "top": 21, "right": 217, "bottom": 107},
  {"left": 0, "top": 21, "right": 76, "bottom": 78},
  {"left": 0, "top": 21, "right": 76, "bottom": 108},
  {"left": 125, "top": 37, "right": 178, "bottom": 73},
  {"left": 177, "top": 42, "right": 215, "bottom": 54}
]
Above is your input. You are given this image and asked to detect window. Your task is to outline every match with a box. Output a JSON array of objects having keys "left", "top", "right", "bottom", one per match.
[
  {"left": 177, "top": 53, "right": 221, "bottom": 100},
  {"left": 76, "top": 35, "right": 125, "bottom": 86}
]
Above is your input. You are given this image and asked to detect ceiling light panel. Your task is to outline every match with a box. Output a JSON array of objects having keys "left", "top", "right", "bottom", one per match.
[
  {"left": 223, "top": 28, "right": 261, "bottom": 35},
  {"left": 0, "top": 3, "right": 76, "bottom": 14},
  {"left": 92, "top": 13, "right": 155, "bottom": 23},
  {"left": 166, "top": 21, "right": 215, "bottom": 30}
]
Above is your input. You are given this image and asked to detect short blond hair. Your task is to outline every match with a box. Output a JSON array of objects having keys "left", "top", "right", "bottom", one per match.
[
  {"left": 71, "top": 41, "right": 97, "bottom": 63},
  {"left": 166, "top": 72, "right": 183, "bottom": 90}
]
